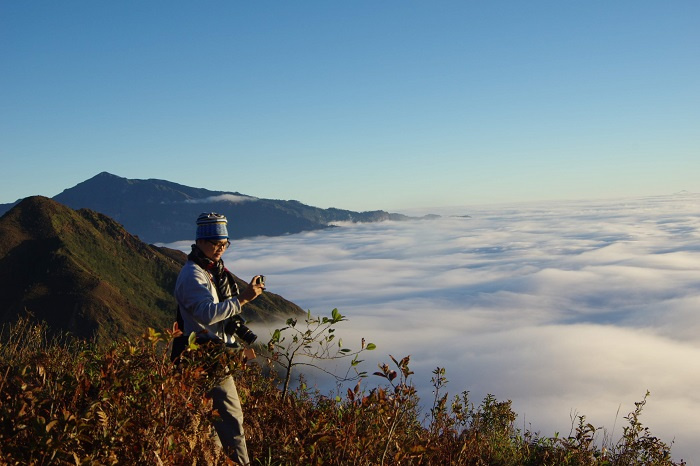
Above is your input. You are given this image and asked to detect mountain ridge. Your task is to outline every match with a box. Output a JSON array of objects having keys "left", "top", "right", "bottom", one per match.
[{"left": 0, "top": 172, "right": 434, "bottom": 243}]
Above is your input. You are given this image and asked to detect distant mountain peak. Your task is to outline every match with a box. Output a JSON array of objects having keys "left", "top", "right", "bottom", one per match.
[
  {"left": 1, "top": 172, "right": 435, "bottom": 243},
  {"left": 96, "top": 171, "right": 122, "bottom": 178}
]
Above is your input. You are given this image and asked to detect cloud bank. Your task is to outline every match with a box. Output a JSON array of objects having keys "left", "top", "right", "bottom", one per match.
[
  {"left": 169, "top": 192, "right": 700, "bottom": 462},
  {"left": 184, "top": 194, "right": 255, "bottom": 204}
]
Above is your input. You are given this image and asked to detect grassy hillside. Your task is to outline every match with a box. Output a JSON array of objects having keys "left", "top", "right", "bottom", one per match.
[{"left": 0, "top": 196, "right": 303, "bottom": 344}]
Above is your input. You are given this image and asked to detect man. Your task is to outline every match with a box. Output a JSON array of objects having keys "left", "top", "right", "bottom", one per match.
[{"left": 173, "top": 212, "right": 264, "bottom": 465}]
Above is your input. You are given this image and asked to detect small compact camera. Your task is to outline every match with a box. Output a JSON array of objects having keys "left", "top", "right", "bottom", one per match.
[
  {"left": 257, "top": 275, "right": 265, "bottom": 287},
  {"left": 224, "top": 315, "right": 257, "bottom": 345}
]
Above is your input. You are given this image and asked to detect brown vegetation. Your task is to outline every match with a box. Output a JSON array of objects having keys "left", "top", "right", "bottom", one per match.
[{"left": 0, "top": 316, "right": 686, "bottom": 465}]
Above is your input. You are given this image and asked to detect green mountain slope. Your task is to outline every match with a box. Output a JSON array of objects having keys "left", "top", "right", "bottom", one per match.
[{"left": 0, "top": 196, "right": 303, "bottom": 343}]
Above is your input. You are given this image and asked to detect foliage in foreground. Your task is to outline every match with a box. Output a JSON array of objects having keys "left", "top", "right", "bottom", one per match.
[{"left": 0, "top": 317, "right": 686, "bottom": 465}]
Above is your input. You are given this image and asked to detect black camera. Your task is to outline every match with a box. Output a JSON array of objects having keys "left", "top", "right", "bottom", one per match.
[
  {"left": 257, "top": 275, "right": 265, "bottom": 287},
  {"left": 224, "top": 315, "right": 257, "bottom": 345}
]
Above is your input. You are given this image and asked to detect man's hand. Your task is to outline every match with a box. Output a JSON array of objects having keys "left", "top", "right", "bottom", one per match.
[{"left": 238, "top": 275, "right": 265, "bottom": 306}]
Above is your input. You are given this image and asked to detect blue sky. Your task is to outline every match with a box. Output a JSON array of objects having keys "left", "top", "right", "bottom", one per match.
[{"left": 1, "top": 1, "right": 698, "bottom": 211}]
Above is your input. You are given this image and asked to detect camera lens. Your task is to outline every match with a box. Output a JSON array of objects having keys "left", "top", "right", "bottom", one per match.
[
  {"left": 237, "top": 326, "right": 258, "bottom": 345},
  {"left": 224, "top": 316, "right": 257, "bottom": 345}
]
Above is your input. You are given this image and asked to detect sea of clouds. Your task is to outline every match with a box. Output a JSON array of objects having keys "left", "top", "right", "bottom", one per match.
[{"left": 168, "top": 192, "right": 700, "bottom": 462}]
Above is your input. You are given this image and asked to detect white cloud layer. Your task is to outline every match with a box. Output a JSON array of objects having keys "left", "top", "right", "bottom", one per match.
[
  {"left": 184, "top": 194, "right": 255, "bottom": 204},
  {"left": 168, "top": 192, "right": 700, "bottom": 462}
]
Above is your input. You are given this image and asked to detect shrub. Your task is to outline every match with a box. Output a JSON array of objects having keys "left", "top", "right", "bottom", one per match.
[
  {"left": 0, "top": 318, "right": 223, "bottom": 465},
  {"left": 0, "top": 317, "right": 687, "bottom": 465}
]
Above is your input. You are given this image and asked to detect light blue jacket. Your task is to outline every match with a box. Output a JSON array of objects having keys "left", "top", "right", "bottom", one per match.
[{"left": 174, "top": 260, "right": 242, "bottom": 345}]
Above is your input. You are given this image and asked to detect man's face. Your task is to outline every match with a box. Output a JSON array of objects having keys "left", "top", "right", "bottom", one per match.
[{"left": 197, "top": 238, "right": 230, "bottom": 262}]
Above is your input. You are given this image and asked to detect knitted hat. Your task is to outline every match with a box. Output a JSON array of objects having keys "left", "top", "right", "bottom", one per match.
[{"left": 196, "top": 212, "right": 229, "bottom": 240}]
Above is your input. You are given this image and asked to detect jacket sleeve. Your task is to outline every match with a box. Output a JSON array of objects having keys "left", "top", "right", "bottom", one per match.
[{"left": 175, "top": 262, "right": 242, "bottom": 326}]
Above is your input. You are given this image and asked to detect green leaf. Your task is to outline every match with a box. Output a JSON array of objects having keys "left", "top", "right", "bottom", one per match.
[
  {"left": 187, "top": 332, "right": 199, "bottom": 350},
  {"left": 366, "top": 343, "right": 376, "bottom": 350},
  {"left": 331, "top": 308, "right": 344, "bottom": 322}
]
